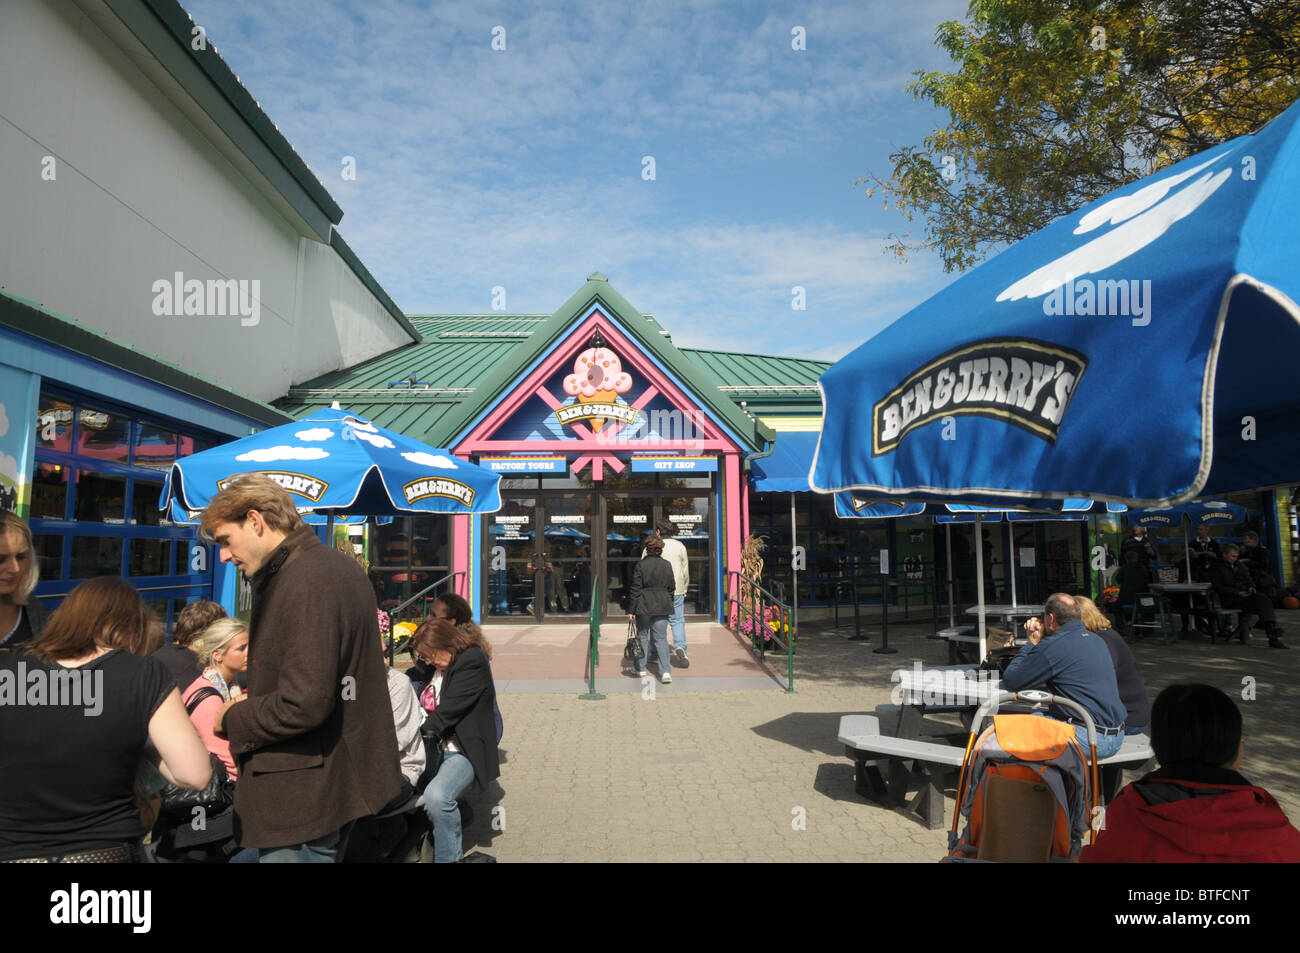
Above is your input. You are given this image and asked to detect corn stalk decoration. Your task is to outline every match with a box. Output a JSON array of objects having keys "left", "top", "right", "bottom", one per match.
[{"left": 735, "top": 534, "right": 766, "bottom": 639}]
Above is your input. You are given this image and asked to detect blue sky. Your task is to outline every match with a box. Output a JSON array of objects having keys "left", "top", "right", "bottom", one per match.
[{"left": 182, "top": 0, "right": 971, "bottom": 361}]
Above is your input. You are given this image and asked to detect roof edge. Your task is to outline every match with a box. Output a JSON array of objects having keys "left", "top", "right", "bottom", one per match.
[
  {"left": 327, "top": 230, "right": 422, "bottom": 345},
  {"left": 0, "top": 288, "right": 291, "bottom": 428}
]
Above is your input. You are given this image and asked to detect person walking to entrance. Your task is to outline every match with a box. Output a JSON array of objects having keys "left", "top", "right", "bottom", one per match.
[
  {"left": 647, "top": 519, "right": 690, "bottom": 667},
  {"left": 629, "top": 534, "right": 675, "bottom": 683}
]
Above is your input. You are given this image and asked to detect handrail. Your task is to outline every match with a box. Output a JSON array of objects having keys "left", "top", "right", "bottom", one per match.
[
  {"left": 724, "top": 570, "right": 794, "bottom": 693},
  {"left": 384, "top": 570, "right": 466, "bottom": 666},
  {"left": 388, "top": 570, "right": 466, "bottom": 619},
  {"left": 579, "top": 576, "right": 604, "bottom": 701}
]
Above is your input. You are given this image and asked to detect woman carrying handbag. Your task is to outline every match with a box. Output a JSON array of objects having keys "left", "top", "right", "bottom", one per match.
[{"left": 628, "top": 534, "right": 676, "bottom": 683}]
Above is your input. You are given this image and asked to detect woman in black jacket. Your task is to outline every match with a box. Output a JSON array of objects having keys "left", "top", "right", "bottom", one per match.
[
  {"left": 628, "top": 535, "right": 676, "bottom": 683},
  {"left": 410, "top": 619, "right": 500, "bottom": 863}
]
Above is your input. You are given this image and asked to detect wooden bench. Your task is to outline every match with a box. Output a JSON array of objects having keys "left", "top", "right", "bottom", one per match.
[{"left": 838, "top": 715, "right": 1155, "bottom": 830}]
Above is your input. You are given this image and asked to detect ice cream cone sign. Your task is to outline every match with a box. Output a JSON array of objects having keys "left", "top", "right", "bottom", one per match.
[{"left": 560, "top": 347, "right": 635, "bottom": 431}]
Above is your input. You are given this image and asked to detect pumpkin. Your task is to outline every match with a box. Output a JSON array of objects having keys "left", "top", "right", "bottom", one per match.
[{"left": 1282, "top": 595, "right": 1299, "bottom": 610}]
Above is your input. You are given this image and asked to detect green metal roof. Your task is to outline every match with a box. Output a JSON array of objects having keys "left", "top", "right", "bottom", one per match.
[{"left": 276, "top": 283, "right": 835, "bottom": 447}]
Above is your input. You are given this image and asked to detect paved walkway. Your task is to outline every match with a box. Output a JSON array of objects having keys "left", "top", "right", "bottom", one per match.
[{"left": 452, "top": 611, "right": 1300, "bottom": 862}]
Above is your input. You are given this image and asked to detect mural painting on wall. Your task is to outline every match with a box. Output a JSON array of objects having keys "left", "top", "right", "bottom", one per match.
[{"left": 559, "top": 341, "right": 635, "bottom": 432}]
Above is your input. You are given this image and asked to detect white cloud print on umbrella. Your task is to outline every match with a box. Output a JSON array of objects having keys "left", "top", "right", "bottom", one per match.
[
  {"left": 997, "top": 149, "right": 1235, "bottom": 326},
  {"left": 235, "top": 446, "right": 330, "bottom": 462}
]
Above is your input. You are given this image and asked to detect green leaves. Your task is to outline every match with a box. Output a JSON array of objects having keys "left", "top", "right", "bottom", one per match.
[{"left": 864, "top": 0, "right": 1300, "bottom": 272}]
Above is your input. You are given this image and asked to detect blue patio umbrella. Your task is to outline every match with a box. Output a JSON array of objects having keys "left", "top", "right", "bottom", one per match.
[
  {"left": 813, "top": 100, "right": 1300, "bottom": 508},
  {"left": 160, "top": 406, "right": 503, "bottom": 521},
  {"left": 1127, "top": 499, "right": 1247, "bottom": 572}
]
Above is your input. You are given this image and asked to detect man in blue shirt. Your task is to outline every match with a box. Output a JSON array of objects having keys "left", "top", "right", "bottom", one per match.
[{"left": 1002, "top": 593, "right": 1128, "bottom": 758}]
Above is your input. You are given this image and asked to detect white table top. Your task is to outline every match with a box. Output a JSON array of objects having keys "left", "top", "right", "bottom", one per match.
[{"left": 1150, "top": 583, "right": 1212, "bottom": 592}]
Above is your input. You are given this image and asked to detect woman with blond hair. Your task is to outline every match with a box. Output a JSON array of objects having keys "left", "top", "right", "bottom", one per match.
[
  {"left": 1076, "top": 595, "right": 1150, "bottom": 736},
  {"left": 0, "top": 576, "right": 211, "bottom": 862},
  {"left": 0, "top": 512, "right": 47, "bottom": 649},
  {"left": 184, "top": 618, "right": 250, "bottom": 779}
]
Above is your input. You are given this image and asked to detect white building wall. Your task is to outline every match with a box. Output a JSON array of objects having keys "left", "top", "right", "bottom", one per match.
[{"left": 0, "top": 0, "right": 412, "bottom": 401}]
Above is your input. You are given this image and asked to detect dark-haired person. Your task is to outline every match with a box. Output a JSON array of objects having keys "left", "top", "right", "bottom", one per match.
[
  {"left": 202, "top": 473, "right": 401, "bottom": 862},
  {"left": 0, "top": 576, "right": 211, "bottom": 862},
  {"left": 428, "top": 592, "right": 502, "bottom": 743},
  {"left": 1005, "top": 593, "right": 1128, "bottom": 758},
  {"left": 1082, "top": 684, "right": 1300, "bottom": 862},
  {"left": 0, "top": 512, "right": 47, "bottom": 649},
  {"left": 153, "top": 599, "right": 226, "bottom": 690},
  {"left": 410, "top": 619, "right": 500, "bottom": 863},
  {"left": 629, "top": 534, "right": 676, "bottom": 683},
  {"left": 1208, "top": 545, "right": 1286, "bottom": 648}
]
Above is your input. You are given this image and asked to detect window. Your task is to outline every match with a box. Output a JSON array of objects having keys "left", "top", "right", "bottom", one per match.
[{"left": 29, "top": 387, "right": 223, "bottom": 632}]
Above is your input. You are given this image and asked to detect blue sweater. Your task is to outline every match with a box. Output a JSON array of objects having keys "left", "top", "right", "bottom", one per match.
[{"left": 1002, "top": 620, "right": 1127, "bottom": 731}]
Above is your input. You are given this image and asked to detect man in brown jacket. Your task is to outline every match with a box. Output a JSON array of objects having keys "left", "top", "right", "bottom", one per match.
[{"left": 204, "top": 474, "right": 401, "bottom": 861}]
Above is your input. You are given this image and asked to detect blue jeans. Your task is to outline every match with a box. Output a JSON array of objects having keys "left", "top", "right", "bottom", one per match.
[
  {"left": 1073, "top": 723, "right": 1124, "bottom": 759},
  {"left": 421, "top": 750, "right": 476, "bottom": 864},
  {"left": 638, "top": 616, "right": 671, "bottom": 675},
  {"left": 669, "top": 594, "right": 686, "bottom": 653},
  {"left": 229, "top": 827, "right": 344, "bottom": 863}
]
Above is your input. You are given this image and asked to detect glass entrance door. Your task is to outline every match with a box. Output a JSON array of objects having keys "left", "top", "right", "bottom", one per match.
[
  {"left": 539, "top": 495, "right": 594, "bottom": 617},
  {"left": 486, "top": 497, "right": 537, "bottom": 620},
  {"left": 604, "top": 495, "right": 656, "bottom": 617}
]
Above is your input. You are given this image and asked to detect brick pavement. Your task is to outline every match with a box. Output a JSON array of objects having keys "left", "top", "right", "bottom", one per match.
[{"left": 456, "top": 610, "right": 1300, "bottom": 862}]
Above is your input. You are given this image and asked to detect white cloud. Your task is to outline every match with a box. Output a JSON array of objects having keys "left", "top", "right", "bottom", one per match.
[
  {"left": 0, "top": 451, "right": 18, "bottom": 483},
  {"left": 295, "top": 428, "right": 333, "bottom": 441},
  {"left": 0, "top": 402, "right": 9, "bottom": 438},
  {"left": 353, "top": 430, "right": 395, "bottom": 449},
  {"left": 235, "top": 446, "right": 330, "bottom": 462},
  {"left": 401, "top": 451, "right": 457, "bottom": 468}
]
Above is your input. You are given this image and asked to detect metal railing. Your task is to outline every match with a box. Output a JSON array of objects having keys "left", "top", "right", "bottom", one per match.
[
  {"left": 724, "top": 571, "right": 795, "bottom": 692},
  {"left": 384, "top": 570, "right": 465, "bottom": 664},
  {"left": 579, "top": 577, "right": 605, "bottom": 701}
]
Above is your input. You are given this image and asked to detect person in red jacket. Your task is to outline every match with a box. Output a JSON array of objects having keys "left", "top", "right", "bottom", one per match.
[{"left": 1082, "top": 683, "right": 1300, "bottom": 862}]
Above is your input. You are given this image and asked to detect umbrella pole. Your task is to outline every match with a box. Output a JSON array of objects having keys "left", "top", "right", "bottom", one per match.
[
  {"left": 1183, "top": 518, "right": 1191, "bottom": 581},
  {"left": 975, "top": 515, "right": 987, "bottom": 662},
  {"left": 1009, "top": 527, "right": 1018, "bottom": 608},
  {"left": 790, "top": 494, "right": 798, "bottom": 641},
  {"left": 945, "top": 522, "right": 955, "bottom": 629}
]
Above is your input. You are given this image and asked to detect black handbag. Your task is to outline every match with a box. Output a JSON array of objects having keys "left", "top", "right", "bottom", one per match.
[
  {"left": 159, "top": 753, "right": 233, "bottom": 818},
  {"left": 623, "top": 619, "right": 644, "bottom": 661}
]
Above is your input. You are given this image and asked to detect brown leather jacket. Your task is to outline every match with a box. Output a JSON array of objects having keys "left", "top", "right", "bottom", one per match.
[{"left": 223, "top": 526, "right": 401, "bottom": 847}]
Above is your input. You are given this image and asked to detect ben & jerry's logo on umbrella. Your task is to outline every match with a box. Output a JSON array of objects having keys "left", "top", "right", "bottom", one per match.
[
  {"left": 1137, "top": 514, "right": 1175, "bottom": 525},
  {"left": 559, "top": 343, "right": 636, "bottom": 432},
  {"left": 403, "top": 477, "right": 476, "bottom": 506},
  {"left": 219, "top": 472, "right": 328, "bottom": 502},
  {"left": 872, "top": 338, "right": 1088, "bottom": 456}
]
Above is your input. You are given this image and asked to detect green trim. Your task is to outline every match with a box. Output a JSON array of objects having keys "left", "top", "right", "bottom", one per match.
[
  {"left": 0, "top": 288, "right": 290, "bottom": 428},
  {"left": 103, "top": 0, "right": 341, "bottom": 240},
  {"left": 427, "top": 276, "right": 774, "bottom": 449},
  {"left": 327, "top": 231, "right": 422, "bottom": 344}
]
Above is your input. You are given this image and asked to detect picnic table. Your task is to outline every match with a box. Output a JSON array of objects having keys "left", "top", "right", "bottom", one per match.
[{"left": 839, "top": 667, "right": 1153, "bottom": 829}]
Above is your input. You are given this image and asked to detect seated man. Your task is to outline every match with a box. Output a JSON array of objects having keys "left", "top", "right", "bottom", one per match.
[
  {"left": 1238, "top": 530, "right": 1278, "bottom": 602},
  {"left": 1208, "top": 545, "right": 1287, "bottom": 648},
  {"left": 1003, "top": 593, "right": 1128, "bottom": 758},
  {"left": 1081, "top": 684, "right": 1300, "bottom": 862}
]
